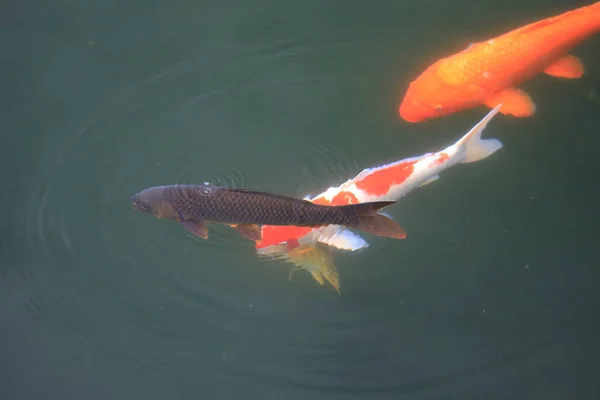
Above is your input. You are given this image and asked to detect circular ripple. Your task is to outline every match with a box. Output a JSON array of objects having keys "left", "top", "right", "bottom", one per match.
[
  {"left": 173, "top": 162, "right": 251, "bottom": 189},
  {"left": 288, "top": 139, "right": 365, "bottom": 199},
  {"left": 3, "top": 33, "right": 549, "bottom": 398},
  {"left": 11, "top": 36, "right": 371, "bottom": 329},
  {"left": 6, "top": 44, "right": 299, "bottom": 373}
]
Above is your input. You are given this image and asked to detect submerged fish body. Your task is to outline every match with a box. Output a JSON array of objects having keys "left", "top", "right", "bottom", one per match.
[
  {"left": 130, "top": 184, "right": 406, "bottom": 241},
  {"left": 256, "top": 106, "right": 504, "bottom": 291},
  {"left": 398, "top": 1, "right": 600, "bottom": 122}
]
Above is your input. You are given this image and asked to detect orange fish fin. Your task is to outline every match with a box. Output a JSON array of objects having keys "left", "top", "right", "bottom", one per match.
[
  {"left": 230, "top": 224, "right": 262, "bottom": 242},
  {"left": 544, "top": 55, "right": 584, "bottom": 79},
  {"left": 484, "top": 88, "right": 536, "bottom": 118}
]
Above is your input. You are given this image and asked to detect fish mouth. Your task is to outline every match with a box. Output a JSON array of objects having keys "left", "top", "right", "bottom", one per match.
[
  {"left": 400, "top": 113, "right": 425, "bottom": 123},
  {"left": 129, "top": 193, "right": 142, "bottom": 210},
  {"left": 398, "top": 99, "right": 426, "bottom": 123},
  {"left": 398, "top": 106, "right": 425, "bottom": 123}
]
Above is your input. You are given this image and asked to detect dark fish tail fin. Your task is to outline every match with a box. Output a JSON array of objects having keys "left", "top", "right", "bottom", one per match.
[{"left": 349, "top": 201, "right": 407, "bottom": 239}]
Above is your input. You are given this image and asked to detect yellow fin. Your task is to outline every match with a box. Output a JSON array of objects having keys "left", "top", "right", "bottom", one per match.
[
  {"left": 484, "top": 88, "right": 536, "bottom": 118},
  {"left": 544, "top": 55, "right": 584, "bottom": 79},
  {"left": 287, "top": 243, "right": 340, "bottom": 294},
  {"left": 419, "top": 175, "right": 439, "bottom": 187},
  {"left": 310, "top": 270, "right": 325, "bottom": 285}
]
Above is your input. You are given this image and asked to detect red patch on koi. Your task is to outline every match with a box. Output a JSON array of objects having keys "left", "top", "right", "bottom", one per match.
[
  {"left": 311, "top": 196, "right": 331, "bottom": 206},
  {"left": 355, "top": 161, "right": 417, "bottom": 196},
  {"left": 330, "top": 190, "right": 359, "bottom": 205},
  {"left": 434, "top": 152, "right": 450, "bottom": 165},
  {"left": 256, "top": 225, "right": 312, "bottom": 248},
  {"left": 255, "top": 192, "right": 360, "bottom": 250}
]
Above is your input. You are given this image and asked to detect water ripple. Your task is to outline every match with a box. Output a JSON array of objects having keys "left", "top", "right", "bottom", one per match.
[
  {"left": 2, "top": 34, "right": 547, "bottom": 397},
  {"left": 14, "top": 35, "right": 352, "bottom": 322}
]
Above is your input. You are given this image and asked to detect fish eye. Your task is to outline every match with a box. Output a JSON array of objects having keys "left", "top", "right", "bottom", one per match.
[
  {"left": 139, "top": 202, "right": 150, "bottom": 211},
  {"left": 200, "top": 187, "right": 212, "bottom": 195},
  {"left": 434, "top": 104, "right": 444, "bottom": 112}
]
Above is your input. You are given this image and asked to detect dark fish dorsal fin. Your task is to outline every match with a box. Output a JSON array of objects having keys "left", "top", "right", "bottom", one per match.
[
  {"left": 224, "top": 188, "right": 313, "bottom": 204},
  {"left": 224, "top": 188, "right": 260, "bottom": 194}
]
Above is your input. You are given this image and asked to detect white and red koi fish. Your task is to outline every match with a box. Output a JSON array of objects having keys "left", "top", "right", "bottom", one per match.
[{"left": 255, "top": 105, "right": 504, "bottom": 293}]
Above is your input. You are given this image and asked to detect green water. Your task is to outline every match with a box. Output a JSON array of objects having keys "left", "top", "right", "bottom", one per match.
[{"left": 2, "top": 0, "right": 599, "bottom": 399}]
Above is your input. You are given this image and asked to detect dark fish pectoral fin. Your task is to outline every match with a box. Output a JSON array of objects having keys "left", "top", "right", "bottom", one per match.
[
  {"left": 230, "top": 224, "right": 262, "bottom": 242},
  {"left": 179, "top": 220, "right": 209, "bottom": 239}
]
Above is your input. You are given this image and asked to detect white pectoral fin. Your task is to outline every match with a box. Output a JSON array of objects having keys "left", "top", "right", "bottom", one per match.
[
  {"left": 316, "top": 225, "right": 369, "bottom": 251},
  {"left": 457, "top": 105, "right": 504, "bottom": 164},
  {"left": 418, "top": 174, "right": 440, "bottom": 187}
]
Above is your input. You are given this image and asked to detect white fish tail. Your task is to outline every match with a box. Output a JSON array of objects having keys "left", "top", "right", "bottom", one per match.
[{"left": 456, "top": 104, "right": 504, "bottom": 164}]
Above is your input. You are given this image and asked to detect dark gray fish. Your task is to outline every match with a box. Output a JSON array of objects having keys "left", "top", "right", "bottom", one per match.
[{"left": 129, "top": 184, "right": 405, "bottom": 242}]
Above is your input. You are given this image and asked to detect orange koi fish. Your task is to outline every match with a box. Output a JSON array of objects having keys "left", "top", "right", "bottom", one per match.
[
  {"left": 256, "top": 106, "right": 504, "bottom": 292},
  {"left": 398, "top": 1, "right": 600, "bottom": 122}
]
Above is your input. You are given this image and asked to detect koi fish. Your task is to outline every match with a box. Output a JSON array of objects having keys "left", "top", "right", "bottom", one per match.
[
  {"left": 256, "top": 105, "right": 504, "bottom": 292},
  {"left": 398, "top": 1, "right": 600, "bottom": 122},
  {"left": 129, "top": 184, "right": 406, "bottom": 241}
]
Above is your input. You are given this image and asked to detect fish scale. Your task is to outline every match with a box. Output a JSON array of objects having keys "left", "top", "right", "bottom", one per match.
[
  {"left": 130, "top": 184, "right": 406, "bottom": 241},
  {"left": 166, "top": 184, "right": 361, "bottom": 226}
]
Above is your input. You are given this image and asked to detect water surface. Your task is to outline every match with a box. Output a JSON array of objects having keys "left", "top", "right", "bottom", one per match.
[{"left": 2, "top": 0, "right": 600, "bottom": 399}]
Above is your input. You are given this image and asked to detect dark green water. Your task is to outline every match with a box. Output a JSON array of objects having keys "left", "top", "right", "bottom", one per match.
[{"left": 2, "top": 0, "right": 600, "bottom": 399}]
